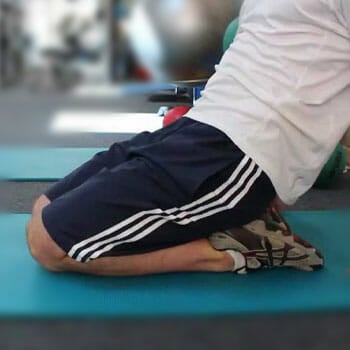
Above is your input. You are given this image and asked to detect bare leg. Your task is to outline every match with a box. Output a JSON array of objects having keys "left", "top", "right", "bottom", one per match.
[
  {"left": 63, "top": 239, "right": 234, "bottom": 276},
  {"left": 27, "top": 196, "right": 234, "bottom": 276}
]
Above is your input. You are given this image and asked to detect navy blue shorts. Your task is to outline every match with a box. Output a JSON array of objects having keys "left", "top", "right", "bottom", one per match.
[{"left": 42, "top": 118, "right": 276, "bottom": 262}]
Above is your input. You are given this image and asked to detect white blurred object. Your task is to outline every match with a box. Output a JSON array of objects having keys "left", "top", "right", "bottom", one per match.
[
  {"left": 51, "top": 111, "right": 163, "bottom": 134},
  {"left": 22, "top": 0, "right": 100, "bottom": 51},
  {"left": 157, "top": 106, "right": 170, "bottom": 117},
  {"left": 22, "top": 0, "right": 110, "bottom": 85},
  {"left": 126, "top": 1, "right": 166, "bottom": 81}
]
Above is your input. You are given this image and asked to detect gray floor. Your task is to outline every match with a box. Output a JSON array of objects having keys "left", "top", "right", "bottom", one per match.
[
  {"left": 0, "top": 88, "right": 349, "bottom": 349},
  {"left": 0, "top": 88, "right": 177, "bottom": 147},
  {"left": 1, "top": 314, "right": 350, "bottom": 350}
]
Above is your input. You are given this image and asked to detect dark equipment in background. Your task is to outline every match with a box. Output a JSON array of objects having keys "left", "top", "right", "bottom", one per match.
[
  {"left": 0, "top": 0, "right": 23, "bottom": 88},
  {"left": 110, "top": 0, "right": 243, "bottom": 103}
]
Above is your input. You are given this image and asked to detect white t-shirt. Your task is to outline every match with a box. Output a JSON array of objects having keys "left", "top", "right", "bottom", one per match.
[{"left": 187, "top": 0, "right": 350, "bottom": 205}]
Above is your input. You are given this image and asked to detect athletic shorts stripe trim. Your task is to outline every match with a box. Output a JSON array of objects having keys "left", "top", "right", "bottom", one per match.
[
  {"left": 77, "top": 162, "right": 257, "bottom": 262},
  {"left": 68, "top": 156, "right": 262, "bottom": 262},
  {"left": 88, "top": 167, "right": 263, "bottom": 261},
  {"left": 74, "top": 160, "right": 261, "bottom": 262},
  {"left": 68, "top": 155, "right": 250, "bottom": 258}
]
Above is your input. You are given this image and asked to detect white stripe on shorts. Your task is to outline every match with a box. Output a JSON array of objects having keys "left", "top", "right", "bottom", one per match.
[{"left": 68, "top": 156, "right": 262, "bottom": 262}]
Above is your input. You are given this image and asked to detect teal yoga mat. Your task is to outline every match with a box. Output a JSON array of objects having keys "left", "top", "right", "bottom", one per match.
[
  {"left": 0, "top": 148, "right": 105, "bottom": 181},
  {"left": 0, "top": 211, "right": 349, "bottom": 318}
]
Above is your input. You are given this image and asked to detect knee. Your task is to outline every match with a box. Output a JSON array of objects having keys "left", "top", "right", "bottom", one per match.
[
  {"left": 26, "top": 216, "right": 65, "bottom": 273},
  {"left": 32, "top": 195, "right": 51, "bottom": 216}
]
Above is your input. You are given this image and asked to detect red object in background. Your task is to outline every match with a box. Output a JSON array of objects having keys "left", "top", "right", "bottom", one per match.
[
  {"left": 163, "top": 106, "right": 191, "bottom": 127},
  {"left": 134, "top": 65, "right": 152, "bottom": 81}
]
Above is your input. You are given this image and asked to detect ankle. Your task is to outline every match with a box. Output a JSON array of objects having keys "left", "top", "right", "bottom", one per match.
[{"left": 201, "top": 250, "right": 235, "bottom": 272}]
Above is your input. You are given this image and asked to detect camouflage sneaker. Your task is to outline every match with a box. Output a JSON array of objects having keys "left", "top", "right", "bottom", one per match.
[{"left": 209, "top": 208, "right": 324, "bottom": 274}]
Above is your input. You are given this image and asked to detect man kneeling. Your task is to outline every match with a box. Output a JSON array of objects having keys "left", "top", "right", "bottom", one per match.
[{"left": 27, "top": 0, "right": 350, "bottom": 276}]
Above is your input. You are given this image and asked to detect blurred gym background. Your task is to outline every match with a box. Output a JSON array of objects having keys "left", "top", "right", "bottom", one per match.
[
  {"left": 0, "top": 1, "right": 349, "bottom": 349},
  {"left": 1, "top": 0, "right": 241, "bottom": 88},
  {"left": 0, "top": 0, "right": 244, "bottom": 143}
]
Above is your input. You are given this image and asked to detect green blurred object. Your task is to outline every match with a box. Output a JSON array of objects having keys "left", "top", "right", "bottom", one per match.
[
  {"left": 223, "top": 17, "right": 239, "bottom": 52},
  {"left": 314, "top": 144, "right": 347, "bottom": 189}
]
